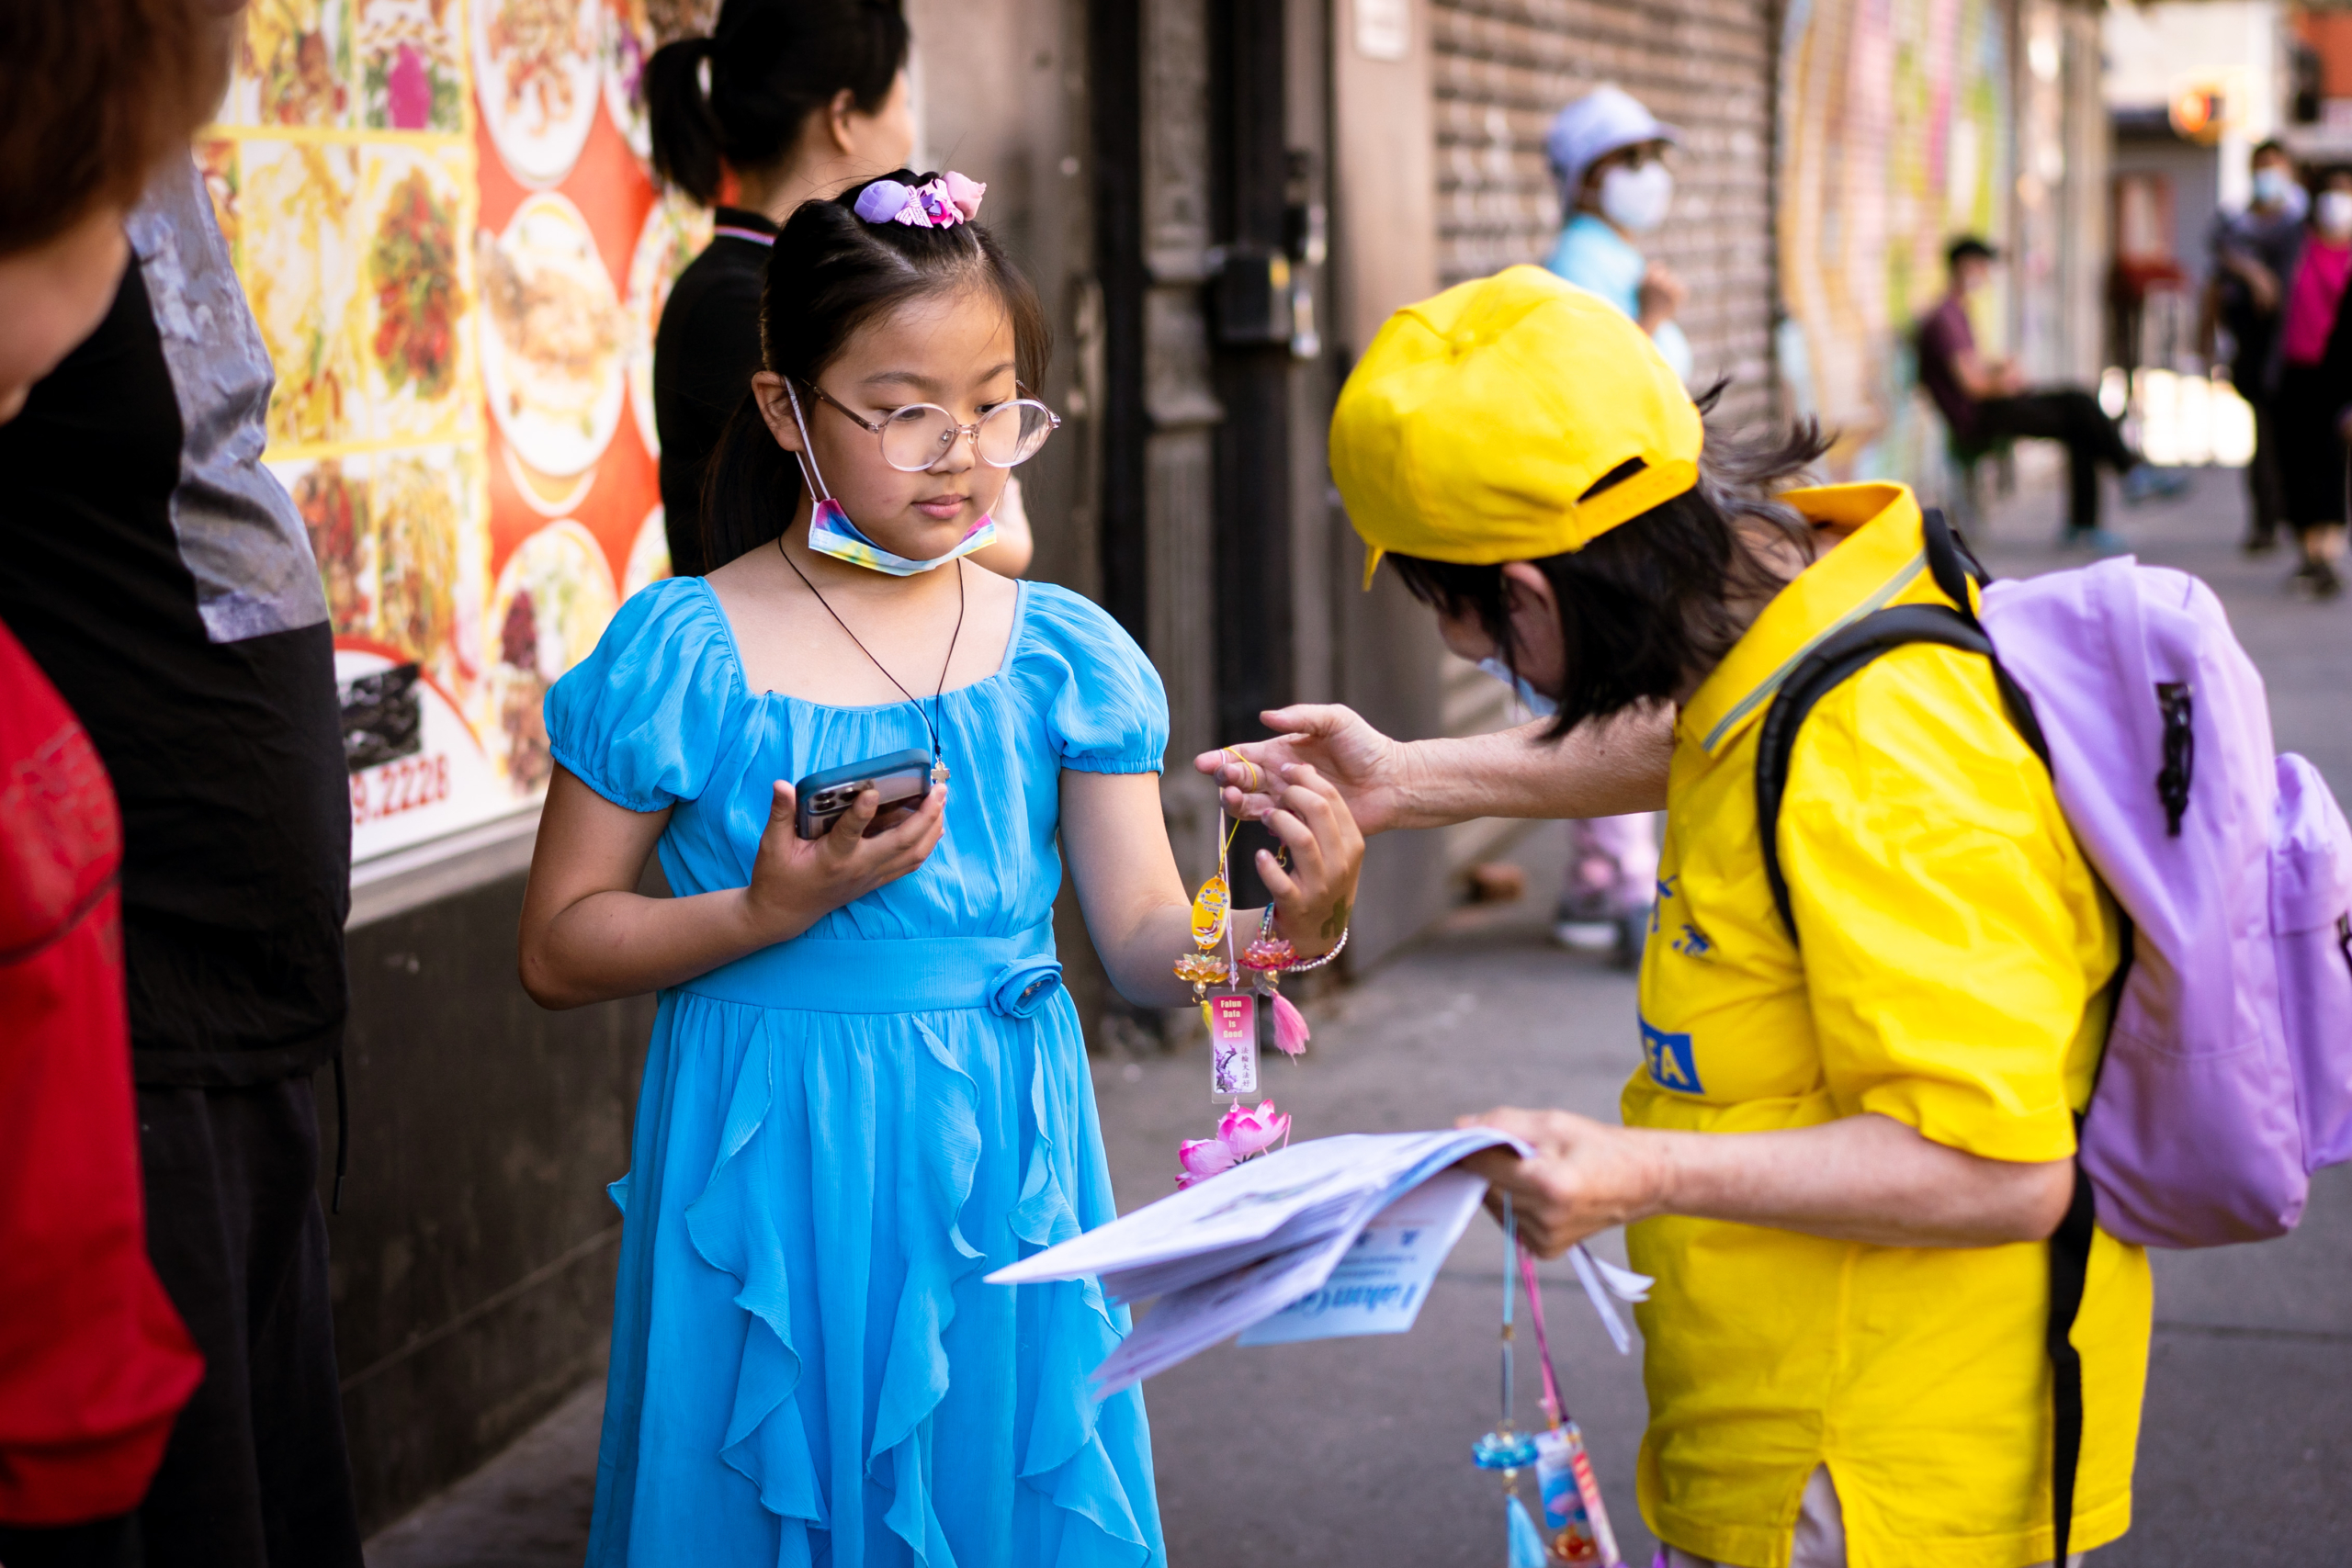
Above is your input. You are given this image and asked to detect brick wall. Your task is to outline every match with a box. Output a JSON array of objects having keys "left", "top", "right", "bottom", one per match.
[{"left": 1429, "top": 0, "right": 1779, "bottom": 426}]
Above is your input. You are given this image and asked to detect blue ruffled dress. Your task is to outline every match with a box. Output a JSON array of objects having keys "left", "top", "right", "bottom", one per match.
[{"left": 546, "top": 576, "right": 1168, "bottom": 1568}]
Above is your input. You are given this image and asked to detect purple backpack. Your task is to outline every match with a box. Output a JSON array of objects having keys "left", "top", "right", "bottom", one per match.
[{"left": 1755, "top": 509, "right": 2352, "bottom": 1563}]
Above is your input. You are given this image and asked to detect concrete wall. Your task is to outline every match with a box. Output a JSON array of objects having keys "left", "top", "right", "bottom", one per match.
[{"left": 329, "top": 830, "right": 651, "bottom": 1535}]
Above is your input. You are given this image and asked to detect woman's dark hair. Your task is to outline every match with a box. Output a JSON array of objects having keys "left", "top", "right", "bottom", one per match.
[
  {"left": 701, "top": 172, "right": 1052, "bottom": 570},
  {"left": 644, "top": 0, "right": 910, "bottom": 205},
  {"left": 1385, "top": 382, "right": 1831, "bottom": 738}
]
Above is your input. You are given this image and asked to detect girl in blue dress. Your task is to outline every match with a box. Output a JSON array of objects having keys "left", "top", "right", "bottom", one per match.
[{"left": 516, "top": 171, "right": 1364, "bottom": 1567}]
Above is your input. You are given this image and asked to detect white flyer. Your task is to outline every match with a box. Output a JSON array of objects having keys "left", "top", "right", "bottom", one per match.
[{"left": 1237, "top": 1167, "right": 1489, "bottom": 1346}]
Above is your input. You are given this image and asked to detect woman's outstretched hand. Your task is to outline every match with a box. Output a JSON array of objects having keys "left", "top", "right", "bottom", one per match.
[
  {"left": 1456, "top": 1107, "right": 1668, "bottom": 1258},
  {"left": 1195, "top": 705, "right": 1414, "bottom": 836},
  {"left": 741, "top": 778, "right": 947, "bottom": 943},
  {"left": 1243, "top": 761, "right": 1365, "bottom": 960}
]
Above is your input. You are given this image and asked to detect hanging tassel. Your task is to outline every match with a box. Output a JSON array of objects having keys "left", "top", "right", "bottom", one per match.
[
  {"left": 1507, "top": 1493, "right": 1549, "bottom": 1568},
  {"left": 1271, "top": 991, "right": 1311, "bottom": 1056}
]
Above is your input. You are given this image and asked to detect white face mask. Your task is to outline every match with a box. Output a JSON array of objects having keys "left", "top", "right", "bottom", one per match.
[
  {"left": 1599, "top": 161, "right": 1674, "bottom": 234},
  {"left": 2252, "top": 167, "right": 2295, "bottom": 209},
  {"left": 2320, "top": 190, "right": 2352, "bottom": 241},
  {"left": 1476, "top": 657, "right": 1558, "bottom": 719}
]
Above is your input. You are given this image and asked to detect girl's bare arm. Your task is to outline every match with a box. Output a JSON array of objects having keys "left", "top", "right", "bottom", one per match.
[
  {"left": 1058, "top": 763, "right": 1365, "bottom": 1009},
  {"left": 516, "top": 767, "right": 947, "bottom": 1010}
]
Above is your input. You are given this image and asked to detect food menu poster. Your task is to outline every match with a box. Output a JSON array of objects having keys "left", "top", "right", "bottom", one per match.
[{"left": 204, "top": 0, "right": 716, "bottom": 863}]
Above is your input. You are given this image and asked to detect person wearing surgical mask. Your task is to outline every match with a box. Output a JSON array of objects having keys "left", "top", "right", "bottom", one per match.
[
  {"left": 2270, "top": 165, "right": 2352, "bottom": 599},
  {"left": 2205, "top": 140, "right": 2307, "bottom": 555},
  {"left": 1544, "top": 85, "right": 1694, "bottom": 388},
  {"left": 1526, "top": 84, "right": 1681, "bottom": 961}
]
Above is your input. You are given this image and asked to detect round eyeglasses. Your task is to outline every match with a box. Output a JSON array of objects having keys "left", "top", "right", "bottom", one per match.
[{"left": 802, "top": 380, "right": 1061, "bottom": 473}]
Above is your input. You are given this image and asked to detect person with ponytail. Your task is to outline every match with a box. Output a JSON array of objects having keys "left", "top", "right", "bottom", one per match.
[
  {"left": 646, "top": 0, "right": 1031, "bottom": 580},
  {"left": 519, "top": 171, "right": 1365, "bottom": 1565}
]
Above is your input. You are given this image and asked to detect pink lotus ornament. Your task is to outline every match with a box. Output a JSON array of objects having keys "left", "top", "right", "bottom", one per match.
[
  {"left": 1175, "top": 1136, "right": 1238, "bottom": 1189},
  {"left": 1240, "top": 932, "right": 1295, "bottom": 973},
  {"left": 1216, "top": 1099, "right": 1291, "bottom": 1158},
  {"left": 1172, "top": 952, "right": 1231, "bottom": 988}
]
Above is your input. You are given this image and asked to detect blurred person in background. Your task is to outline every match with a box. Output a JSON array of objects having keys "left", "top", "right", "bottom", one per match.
[
  {"left": 2269, "top": 165, "right": 2352, "bottom": 601},
  {"left": 1545, "top": 85, "right": 1693, "bottom": 387},
  {"left": 645, "top": 0, "right": 1034, "bottom": 581},
  {"left": 1917, "top": 237, "right": 2186, "bottom": 554},
  {"left": 1534, "top": 84, "right": 1683, "bottom": 963},
  {"left": 2203, "top": 139, "right": 2305, "bottom": 556},
  {"left": 0, "top": 2, "right": 214, "bottom": 1562},
  {"left": 0, "top": 0, "right": 368, "bottom": 1560}
]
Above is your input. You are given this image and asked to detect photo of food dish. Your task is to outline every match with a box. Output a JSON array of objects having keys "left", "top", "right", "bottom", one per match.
[
  {"left": 360, "top": 148, "right": 473, "bottom": 441},
  {"left": 623, "top": 189, "right": 713, "bottom": 457},
  {"left": 470, "top": 0, "right": 601, "bottom": 186},
  {"left": 484, "top": 520, "right": 617, "bottom": 791},
  {"left": 479, "top": 191, "right": 627, "bottom": 477},
  {"left": 232, "top": 0, "right": 353, "bottom": 128},
  {"left": 623, "top": 504, "right": 669, "bottom": 595},
  {"left": 356, "top": 0, "right": 466, "bottom": 131},
  {"left": 600, "top": 0, "right": 656, "bottom": 166},
  {"left": 241, "top": 140, "right": 362, "bottom": 448},
  {"left": 286, "top": 457, "right": 374, "bottom": 636},
  {"left": 371, "top": 453, "right": 466, "bottom": 670}
]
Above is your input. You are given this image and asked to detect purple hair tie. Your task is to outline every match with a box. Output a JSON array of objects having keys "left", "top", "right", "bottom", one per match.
[{"left": 854, "top": 172, "right": 987, "bottom": 229}]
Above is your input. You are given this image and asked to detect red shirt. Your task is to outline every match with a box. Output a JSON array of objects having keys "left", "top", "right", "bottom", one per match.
[
  {"left": 1916, "top": 294, "right": 1982, "bottom": 440},
  {"left": 0, "top": 617, "right": 202, "bottom": 1524}
]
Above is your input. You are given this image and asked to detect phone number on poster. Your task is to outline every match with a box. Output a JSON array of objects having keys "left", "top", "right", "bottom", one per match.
[{"left": 351, "top": 753, "right": 452, "bottom": 826}]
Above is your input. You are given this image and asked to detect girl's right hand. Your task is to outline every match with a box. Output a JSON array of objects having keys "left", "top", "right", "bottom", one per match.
[{"left": 740, "top": 779, "right": 946, "bottom": 942}]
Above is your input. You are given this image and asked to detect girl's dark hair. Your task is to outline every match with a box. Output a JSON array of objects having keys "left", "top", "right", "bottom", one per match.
[
  {"left": 701, "top": 172, "right": 1052, "bottom": 570},
  {"left": 1385, "top": 383, "right": 1831, "bottom": 737},
  {"left": 644, "top": 0, "right": 910, "bottom": 205}
]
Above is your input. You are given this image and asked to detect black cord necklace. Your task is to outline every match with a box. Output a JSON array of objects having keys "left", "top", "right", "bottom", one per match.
[{"left": 777, "top": 536, "right": 966, "bottom": 785}]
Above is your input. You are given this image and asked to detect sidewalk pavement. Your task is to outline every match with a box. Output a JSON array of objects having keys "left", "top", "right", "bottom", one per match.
[{"left": 364, "top": 466, "right": 2350, "bottom": 1566}]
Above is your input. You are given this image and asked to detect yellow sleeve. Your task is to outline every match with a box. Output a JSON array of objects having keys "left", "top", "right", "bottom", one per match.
[{"left": 1776, "top": 645, "right": 2112, "bottom": 1163}]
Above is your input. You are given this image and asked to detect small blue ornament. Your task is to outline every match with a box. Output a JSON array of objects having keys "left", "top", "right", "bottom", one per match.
[{"left": 1472, "top": 1427, "right": 1540, "bottom": 1471}]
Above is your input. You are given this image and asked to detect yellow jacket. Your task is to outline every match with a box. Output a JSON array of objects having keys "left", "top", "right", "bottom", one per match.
[{"left": 1626, "top": 483, "right": 2148, "bottom": 1568}]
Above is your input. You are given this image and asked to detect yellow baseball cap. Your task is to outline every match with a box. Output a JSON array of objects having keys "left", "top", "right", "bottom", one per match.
[{"left": 1330, "top": 265, "right": 1703, "bottom": 587}]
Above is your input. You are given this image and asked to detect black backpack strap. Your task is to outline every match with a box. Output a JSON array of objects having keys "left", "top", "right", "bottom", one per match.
[
  {"left": 1754, "top": 604, "right": 2001, "bottom": 942},
  {"left": 1919, "top": 504, "right": 1993, "bottom": 623},
  {"left": 1750, "top": 528, "right": 2084, "bottom": 1564},
  {"left": 2047, "top": 1127, "right": 2096, "bottom": 1568}
]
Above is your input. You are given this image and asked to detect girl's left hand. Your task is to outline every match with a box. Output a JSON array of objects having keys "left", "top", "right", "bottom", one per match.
[{"left": 1244, "top": 762, "right": 1364, "bottom": 958}]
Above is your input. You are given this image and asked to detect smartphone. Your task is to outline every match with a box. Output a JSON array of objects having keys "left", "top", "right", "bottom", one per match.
[{"left": 793, "top": 749, "right": 934, "bottom": 840}]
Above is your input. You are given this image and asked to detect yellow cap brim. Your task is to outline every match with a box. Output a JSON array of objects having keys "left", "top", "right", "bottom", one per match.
[{"left": 1361, "top": 545, "right": 1385, "bottom": 591}]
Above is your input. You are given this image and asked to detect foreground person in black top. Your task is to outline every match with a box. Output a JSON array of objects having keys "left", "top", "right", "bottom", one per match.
[
  {"left": 645, "top": 0, "right": 1032, "bottom": 577},
  {"left": 0, "top": 132, "right": 364, "bottom": 1568}
]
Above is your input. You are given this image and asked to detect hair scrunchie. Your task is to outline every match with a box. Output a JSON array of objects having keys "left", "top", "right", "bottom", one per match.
[{"left": 853, "top": 172, "right": 986, "bottom": 229}]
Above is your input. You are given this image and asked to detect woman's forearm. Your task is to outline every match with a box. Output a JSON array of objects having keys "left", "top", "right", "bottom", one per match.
[
  {"left": 521, "top": 886, "right": 802, "bottom": 1010},
  {"left": 1465, "top": 1108, "right": 2076, "bottom": 1256},
  {"left": 1654, "top": 1113, "right": 2075, "bottom": 1247},
  {"left": 1390, "top": 707, "right": 1671, "bottom": 829}
]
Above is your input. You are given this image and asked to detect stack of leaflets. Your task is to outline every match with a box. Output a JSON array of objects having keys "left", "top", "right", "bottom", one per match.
[{"left": 988, "top": 1129, "right": 1650, "bottom": 1393}]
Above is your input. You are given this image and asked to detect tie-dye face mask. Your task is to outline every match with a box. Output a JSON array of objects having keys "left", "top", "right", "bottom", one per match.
[
  {"left": 786, "top": 382, "right": 998, "bottom": 576},
  {"left": 805, "top": 497, "right": 998, "bottom": 576}
]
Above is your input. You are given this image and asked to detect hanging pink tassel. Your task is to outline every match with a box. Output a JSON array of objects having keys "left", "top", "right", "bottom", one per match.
[{"left": 1271, "top": 992, "right": 1310, "bottom": 1056}]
